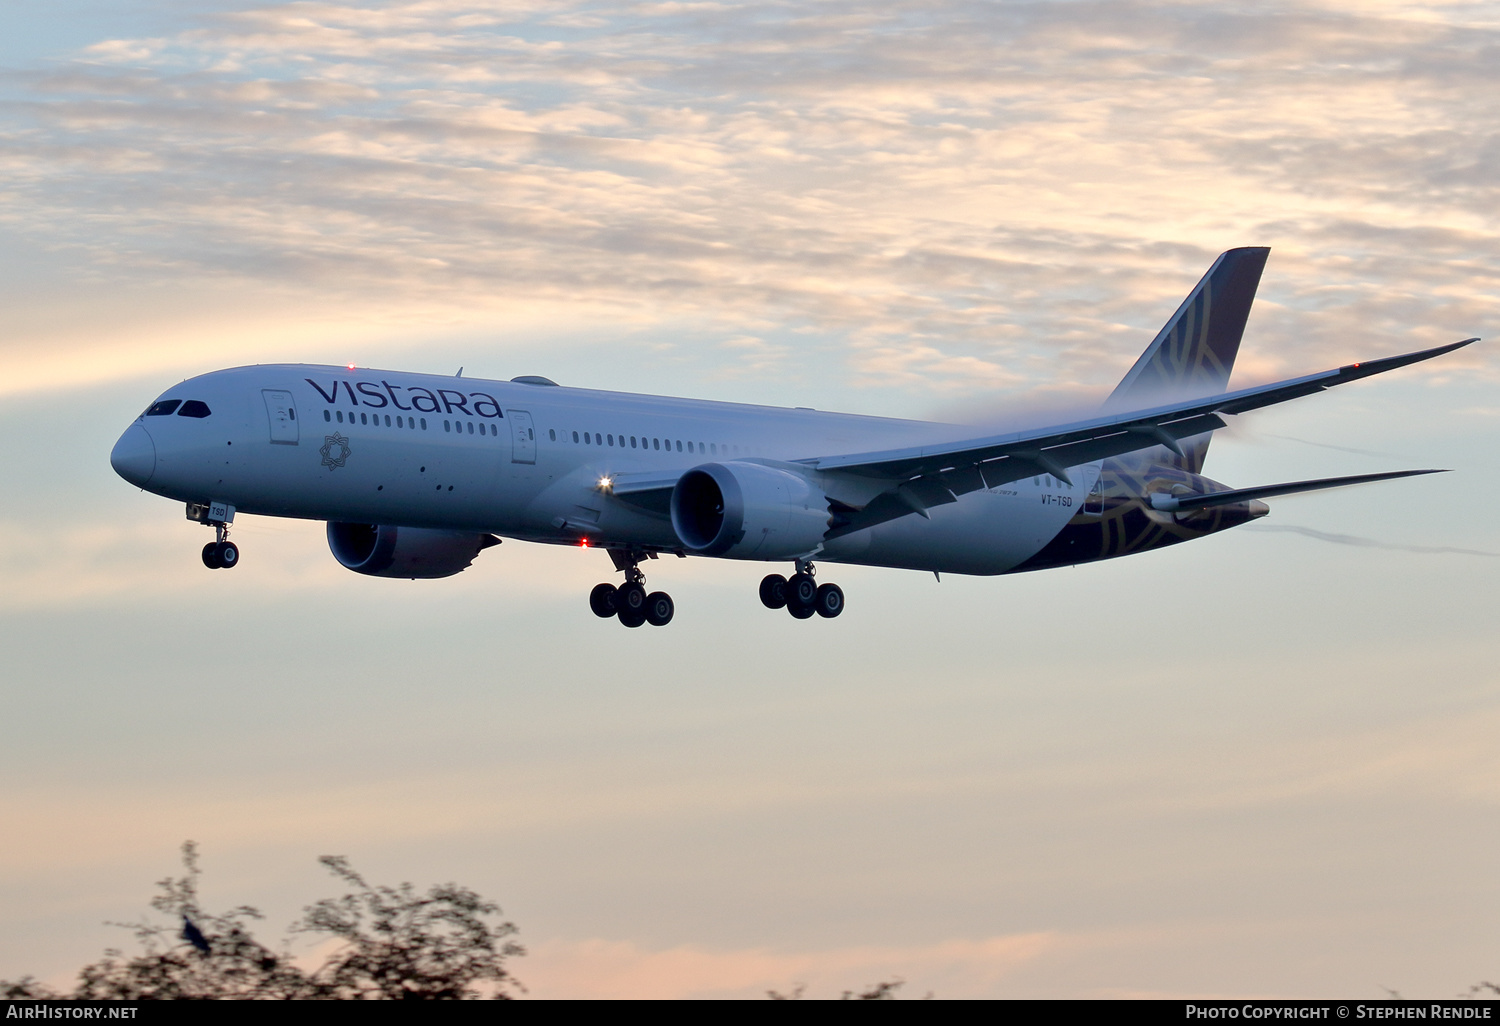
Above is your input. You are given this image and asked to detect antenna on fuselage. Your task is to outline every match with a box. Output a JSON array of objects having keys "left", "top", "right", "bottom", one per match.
[{"left": 456, "top": 367, "right": 464, "bottom": 377}]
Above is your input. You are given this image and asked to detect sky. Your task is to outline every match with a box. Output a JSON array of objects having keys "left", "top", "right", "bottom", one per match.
[{"left": 2, "top": 0, "right": 1498, "bottom": 999}]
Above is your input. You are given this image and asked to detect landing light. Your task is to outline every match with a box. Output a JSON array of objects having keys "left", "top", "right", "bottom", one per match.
[{"left": 598, "top": 476, "right": 613, "bottom": 492}]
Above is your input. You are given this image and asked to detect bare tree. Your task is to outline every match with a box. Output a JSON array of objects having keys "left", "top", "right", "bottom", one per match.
[
  {"left": 296, "top": 855, "right": 523, "bottom": 999},
  {"left": 2, "top": 842, "right": 523, "bottom": 1000}
]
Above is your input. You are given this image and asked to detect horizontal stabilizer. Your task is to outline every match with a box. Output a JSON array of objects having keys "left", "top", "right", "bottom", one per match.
[{"left": 1148, "top": 469, "right": 1447, "bottom": 512}]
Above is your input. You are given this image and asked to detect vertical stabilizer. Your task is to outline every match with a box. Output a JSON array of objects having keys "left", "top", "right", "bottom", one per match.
[{"left": 1105, "top": 246, "right": 1269, "bottom": 472}]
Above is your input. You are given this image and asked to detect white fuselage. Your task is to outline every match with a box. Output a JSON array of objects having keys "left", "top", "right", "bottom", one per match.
[{"left": 114, "top": 364, "right": 1097, "bottom": 576}]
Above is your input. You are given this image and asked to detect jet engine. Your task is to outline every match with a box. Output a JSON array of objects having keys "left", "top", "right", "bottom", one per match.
[
  {"left": 670, "top": 461, "right": 828, "bottom": 559},
  {"left": 326, "top": 522, "right": 498, "bottom": 579}
]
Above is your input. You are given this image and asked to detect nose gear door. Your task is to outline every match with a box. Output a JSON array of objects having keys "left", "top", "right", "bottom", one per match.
[
  {"left": 262, "top": 389, "right": 299, "bottom": 445},
  {"left": 506, "top": 409, "right": 536, "bottom": 464}
]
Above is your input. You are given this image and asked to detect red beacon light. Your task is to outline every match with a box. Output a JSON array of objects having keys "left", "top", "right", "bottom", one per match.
[{"left": 347, "top": 363, "right": 357, "bottom": 371}]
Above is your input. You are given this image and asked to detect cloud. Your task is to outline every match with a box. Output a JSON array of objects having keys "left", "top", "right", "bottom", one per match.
[{"left": 1, "top": 0, "right": 1497, "bottom": 400}]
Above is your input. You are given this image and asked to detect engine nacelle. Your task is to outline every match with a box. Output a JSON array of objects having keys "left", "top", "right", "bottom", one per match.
[
  {"left": 670, "top": 461, "right": 828, "bottom": 560},
  {"left": 326, "top": 522, "right": 497, "bottom": 579}
]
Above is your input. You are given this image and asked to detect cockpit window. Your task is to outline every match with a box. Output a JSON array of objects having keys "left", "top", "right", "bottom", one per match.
[
  {"left": 146, "top": 400, "right": 181, "bottom": 416},
  {"left": 178, "top": 400, "right": 212, "bottom": 418}
]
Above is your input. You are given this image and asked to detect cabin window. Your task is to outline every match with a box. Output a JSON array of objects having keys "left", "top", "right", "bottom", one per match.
[
  {"left": 359, "top": 412, "right": 367, "bottom": 425},
  {"left": 687, "top": 441, "right": 694, "bottom": 453},
  {"left": 146, "top": 400, "right": 181, "bottom": 417},
  {"left": 384, "top": 415, "right": 391, "bottom": 427},
  {"left": 337, "top": 411, "right": 345, "bottom": 423},
  {"left": 178, "top": 400, "right": 212, "bottom": 418},
  {"left": 710, "top": 443, "right": 717, "bottom": 455},
  {"left": 324, "top": 410, "right": 331, "bottom": 422},
  {"left": 396, "top": 416, "right": 403, "bottom": 428},
  {"left": 675, "top": 440, "right": 682, "bottom": 452},
  {"left": 420, "top": 418, "right": 427, "bottom": 430},
  {"left": 607, "top": 434, "right": 614, "bottom": 446},
  {"left": 444, "top": 420, "right": 451, "bottom": 432},
  {"left": 572, "top": 431, "right": 579, "bottom": 443},
  {"left": 492, "top": 424, "right": 498, "bottom": 436},
  {"left": 653, "top": 438, "right": 660, "bottom": 450},
  {"left": 549, "top": 429, "right": 556, "bottom": 441},
  {"left": 467, "top": 421, "right": 474, "bottom": 435},
  {"left": 630, "top": 436, "right": 637, "bottom": 448}
]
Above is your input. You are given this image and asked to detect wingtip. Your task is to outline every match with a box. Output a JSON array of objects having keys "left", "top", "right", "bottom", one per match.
[{"left": 1434, "top": 336, "right": 1478, "bottom": 354}]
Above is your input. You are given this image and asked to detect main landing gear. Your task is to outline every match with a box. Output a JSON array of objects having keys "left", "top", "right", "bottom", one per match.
[
  {"left": 759, "top": 559, "right": 843, "bottom": 620},
  {"left": 188, "top": 502, "right": 240, "bottom": 570},
  {"left": 590, "top": 549, "right": 674, "bottom": 628}
]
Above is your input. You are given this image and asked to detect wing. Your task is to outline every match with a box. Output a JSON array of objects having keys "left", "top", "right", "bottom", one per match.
[
  {"left": 1148, "top": 468, "right": 1445, "bottom": 512},
  {"left": 805, "top": 338, "right": 1476, "bottom": 536}
]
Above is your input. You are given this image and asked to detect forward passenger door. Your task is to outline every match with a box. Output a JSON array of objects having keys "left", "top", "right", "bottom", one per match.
[{"left": 262, "top": 389, "right": 299, "bottom": 445}]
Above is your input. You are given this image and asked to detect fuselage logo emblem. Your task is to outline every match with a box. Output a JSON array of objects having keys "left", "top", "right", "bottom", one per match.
[{"left": 319, "top": 433, "right": 352, "bottom": 471}]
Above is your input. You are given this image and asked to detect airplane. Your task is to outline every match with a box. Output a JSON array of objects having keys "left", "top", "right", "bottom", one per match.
[{"left": 110, "top": 247, "right": 1475, "bottom": 628}]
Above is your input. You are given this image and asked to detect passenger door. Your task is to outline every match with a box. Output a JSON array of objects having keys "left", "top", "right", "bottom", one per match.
[
  {"left": 262, "top": 389, "right": 299, "bottom": 445},
  {"left": 506, "top": 409, "right": 536, "bottom": 464}
]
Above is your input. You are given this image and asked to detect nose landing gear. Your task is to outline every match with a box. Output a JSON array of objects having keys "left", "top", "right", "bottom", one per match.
[
  {"left": 201, "top": 538, "right": 240, "bottom": 569},
  {"left": 760, "top": 559, "right": 844, "bottom": 619},
  {"left": 189, "top": 502, "right": 240, "bottom": 570},
  {"left": 589, "top": 549, "right": 674, "bottom": 627}
]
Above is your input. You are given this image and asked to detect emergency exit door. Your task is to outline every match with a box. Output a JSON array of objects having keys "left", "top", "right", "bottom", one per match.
[{"left": 263, "top": 389, "right": 299, "bottom": 445}]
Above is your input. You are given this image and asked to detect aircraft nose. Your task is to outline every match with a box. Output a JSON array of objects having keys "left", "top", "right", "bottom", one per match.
[{"left": 111, "top": 422, "right": 156, "bottom": 487}]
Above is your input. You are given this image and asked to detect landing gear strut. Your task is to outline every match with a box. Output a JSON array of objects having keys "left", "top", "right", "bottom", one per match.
[
  {"left": 589, "top": 548, "right": 674, "bottom": 627},
  {"left": 760, "top": 559, "right": 844, "bottom": 619},
  {"left": 189, "top": 502, "right": 240, "bottom": 570}
]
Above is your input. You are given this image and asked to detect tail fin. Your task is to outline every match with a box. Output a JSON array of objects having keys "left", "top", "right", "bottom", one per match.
[{"left": 1105, "top": 246, "right": 1269, "bottom": 472}]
